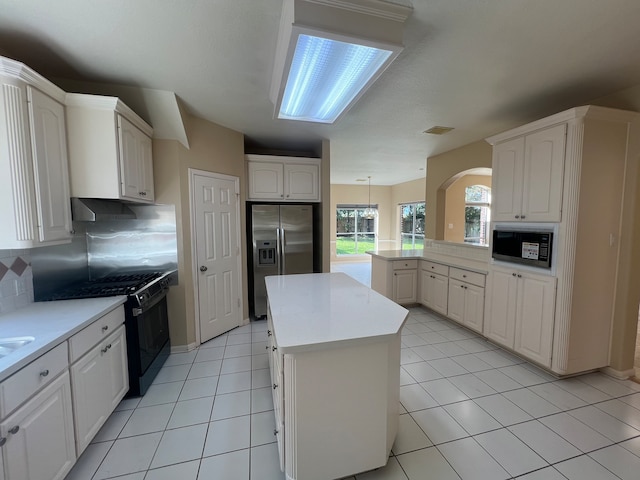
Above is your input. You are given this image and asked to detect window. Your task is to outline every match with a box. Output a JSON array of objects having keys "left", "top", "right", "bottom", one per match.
[
  {"left": 336, "top": 206, "right": 377, "bottom": 255},
  {"left": 465, "top": 185, "right": 491, "bottom": 245},
  {"left": 400, "top": 202, "right": 425, "bottom": 250}
]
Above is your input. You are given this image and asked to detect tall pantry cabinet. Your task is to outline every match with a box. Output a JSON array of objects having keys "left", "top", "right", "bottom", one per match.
[{"left": 485, "top": 106, "right": 637, "bottom": 375}]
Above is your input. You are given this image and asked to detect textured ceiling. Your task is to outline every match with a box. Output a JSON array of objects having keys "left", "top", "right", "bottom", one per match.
[{"left": 2, "top": 0, "right": 640, "bottom": 185}]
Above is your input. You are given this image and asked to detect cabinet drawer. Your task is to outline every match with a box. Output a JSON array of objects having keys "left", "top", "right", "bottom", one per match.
[
  {"left": 393, "top": 259, "right": 417, "bottom": 270},
  {"left": 0, "top": 341, "right": 68, "bottom": 417},
  {"left": 69, "top": 305, "right": 125, "bottom": 363},
  {"left": 421, "top": 260, "right": 449, "bottom": 276},
  {"left": 449, "top": 268, "right": 486, "bottom": 287}
]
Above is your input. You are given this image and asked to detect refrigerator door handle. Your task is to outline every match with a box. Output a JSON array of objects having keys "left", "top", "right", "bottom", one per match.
[
  {"left": 281, "top": 228, "right": 286, "bottom": 274},
  {"left": 276, "top": 227, "right": 282, "bottom": 275}
]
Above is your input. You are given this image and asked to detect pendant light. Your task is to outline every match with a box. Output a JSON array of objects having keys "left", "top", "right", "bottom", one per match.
[{"left": 362, "top": 176, "right": 377, "bottom": 219}]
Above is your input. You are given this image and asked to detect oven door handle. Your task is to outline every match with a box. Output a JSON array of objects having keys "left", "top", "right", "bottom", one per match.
[{"left": 131, "top": 290, "right": 167, "bottom": 316}]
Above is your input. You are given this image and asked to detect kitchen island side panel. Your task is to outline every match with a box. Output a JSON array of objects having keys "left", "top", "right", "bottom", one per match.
[{"left": 283, "top": 337, "right": 400, "bottom": 480}]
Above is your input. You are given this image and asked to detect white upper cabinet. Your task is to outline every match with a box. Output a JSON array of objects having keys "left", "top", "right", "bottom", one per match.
[
  {"left": 65, "top": 94, "right": 154, "bottom": 204},
  {"left": 0, "top": 57, "right": 72, "bottom": 249},
  {"left": 247, "top": 155, "right": 320, "bottom": 202},
  {"left": 492, "top": 123, "right": 566, "bottom": 222}
]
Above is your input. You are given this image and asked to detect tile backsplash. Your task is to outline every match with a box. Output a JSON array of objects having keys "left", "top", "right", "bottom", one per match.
[{"left": 0, "top": 249, "right": 34, "bottom": 314}]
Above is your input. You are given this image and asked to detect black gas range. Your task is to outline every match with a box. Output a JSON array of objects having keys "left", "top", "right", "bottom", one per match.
[
  {"left": 45, "top": 271, "right": 166, "bottom": 300},
  {"left": 46, "top": 271, "right": 173, "bottom": 397}
]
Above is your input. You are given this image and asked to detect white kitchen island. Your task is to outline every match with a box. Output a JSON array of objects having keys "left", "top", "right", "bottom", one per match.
[{"left": 265, "top": 273, "right": 408, "bottom": 480}]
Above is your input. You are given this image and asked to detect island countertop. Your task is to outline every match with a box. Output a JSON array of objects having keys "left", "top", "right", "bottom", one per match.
[{"left": 265, "top": 272, "right": 408, "bottom": 353}]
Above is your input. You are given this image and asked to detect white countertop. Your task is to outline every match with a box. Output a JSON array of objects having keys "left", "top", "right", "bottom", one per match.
[
  {"left": 265, "top": 272, "right": 408, "bottom": 353},
  {"left": 0, "top": 296, "right": 127, "bottom": 382},
  {"left": 368, "top": 249, "right": 490, "bottom": 274}
]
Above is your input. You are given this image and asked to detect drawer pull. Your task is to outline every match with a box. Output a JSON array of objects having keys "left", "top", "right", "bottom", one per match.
[
  {"left": 102, "top": 325, "right": 109, "bottom": 332},
  {"left": 462, "top": 274, "right": 467, "bottom": 278},
  {"left": 9, "top": 426, "right": 19, "bottom": 435},
  {"left": 40, "top": 369, "right": 49, "bottom": 377}
]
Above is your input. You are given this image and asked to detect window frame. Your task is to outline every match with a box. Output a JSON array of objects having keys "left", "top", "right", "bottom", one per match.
[
  {"left": 336, "top": 205, "right": 378, "bottom": 256},
  {"left": 399, "top": 202, "right": 425, "bottom": 250},
  {"left": 464, "top": 185, "right": 491, "bottom": 245}
]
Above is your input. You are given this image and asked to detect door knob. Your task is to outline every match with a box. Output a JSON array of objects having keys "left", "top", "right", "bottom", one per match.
[{"left": 200, "top": 266, "right": 208, "bottom": 272}]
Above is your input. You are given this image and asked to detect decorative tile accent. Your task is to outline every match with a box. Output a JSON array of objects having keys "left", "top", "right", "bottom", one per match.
[
  {"left": 11, "top": 256, "right": 28, "bottom": 276},
  {"left": 0, "top": 250, "right": 33, "bottom": 313}
]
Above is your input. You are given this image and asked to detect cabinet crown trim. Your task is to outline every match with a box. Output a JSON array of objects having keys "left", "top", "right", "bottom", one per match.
[
  {"left": 246, "top": 154, "right": 320, "bottom": 164},
  {"left": 0, "top": 56, "right": 66, "bottom": 102},
  {"left": 485, "top": 105, "right": 638, "bottom": 145},
  {"left": 65, "top": 93, "right": 153, "bottom": 136}
]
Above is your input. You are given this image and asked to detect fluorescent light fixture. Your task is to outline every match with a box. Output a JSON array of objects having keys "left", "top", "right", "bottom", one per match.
[{"left": 270, "top": 0, "right": 412, "bottom": 124}]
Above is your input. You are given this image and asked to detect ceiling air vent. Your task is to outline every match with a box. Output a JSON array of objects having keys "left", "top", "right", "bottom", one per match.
[{"left": 423, "top": 126, "right": 454, "bottom": 135}]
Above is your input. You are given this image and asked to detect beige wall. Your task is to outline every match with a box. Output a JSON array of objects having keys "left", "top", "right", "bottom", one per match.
[
  {"left": 153, "top": 115, "right": 246, "bottom": 348},
  {"left": 330, "top": 183, "right": 392, "bottom": 261},
  {"left": 444, "top": 175, "right": 492, "bottom": 243},
  {"left": 425, "top": 141, "right": 493, "bottom": 239}
]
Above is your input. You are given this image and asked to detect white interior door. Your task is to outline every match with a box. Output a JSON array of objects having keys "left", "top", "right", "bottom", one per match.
[{"left": 192, "top": 170, "right": 242, "bottom": 343}]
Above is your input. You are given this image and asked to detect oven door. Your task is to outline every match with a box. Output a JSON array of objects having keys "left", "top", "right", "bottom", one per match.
[{"left": 125, "top": 292, "right": 170, "bottom": 396}]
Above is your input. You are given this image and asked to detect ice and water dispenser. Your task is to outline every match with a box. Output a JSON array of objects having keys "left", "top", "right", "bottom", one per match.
[{"left": 257, "top": 240, "right": 276, "bottom": 265}]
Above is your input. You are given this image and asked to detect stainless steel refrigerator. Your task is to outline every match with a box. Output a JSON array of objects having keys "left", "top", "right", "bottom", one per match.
[{"left": 251, "top": 204, "right": 314, "bottom": 318}]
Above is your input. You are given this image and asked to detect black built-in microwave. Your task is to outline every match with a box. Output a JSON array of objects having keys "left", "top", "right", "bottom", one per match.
[{"left": 492, "top": 229, "right": 553, "bottom": 269}]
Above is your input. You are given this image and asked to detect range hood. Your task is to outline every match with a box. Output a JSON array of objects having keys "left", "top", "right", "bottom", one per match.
[{"left": 71, "top": 198, "right": 136, "bottom": 221}]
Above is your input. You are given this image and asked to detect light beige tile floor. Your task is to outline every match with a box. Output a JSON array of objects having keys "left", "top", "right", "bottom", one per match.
[{"left": 66, "top": 307, "right": 640, "bottom": 479}]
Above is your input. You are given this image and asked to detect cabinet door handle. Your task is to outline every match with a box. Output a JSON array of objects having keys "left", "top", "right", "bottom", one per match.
[
  {"left": 272, "top": 346, "right": 277, "bottom": 352},
  {"left": 517, "top": 274, "right": 522, "bottom": 278},
  {"left": 8, "top": 426, "right": 19, "bottom": 435},
  {"left": 462, "top": 274, "right": 466, "bottom": 278},
  {"left": 101, "top": 344, "right": 112, "bottom": 354},
  {"left": 265, "top": 345, "right": 269, "bottom": 350},
  {"left": 521, "top": 215, "right": 526, "bottom": 219},
  {"left": 40, "top": 369, "right": 49, "bottom": 377},
  {"left": 267, "top": 330, "right": 272, "bottom": 336},
  {"left": 273, "top": 383, "right": 278, "bottom": 389},
  {"left": 515, "top": 215, "right": 520, "bottom": 219},
  {"left": 102, "top": 325, "right": 109, "bottom": 332},
  {"left": 274, "top": 429, "right": 279, "bottom": 436},
  {"left": 512, "top": 273, "right": 517, "bottom": 277}
]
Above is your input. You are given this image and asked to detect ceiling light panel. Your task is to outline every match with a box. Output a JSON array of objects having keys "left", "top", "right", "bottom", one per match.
[{"left": 270, "top": 0, "right": 412, "bottom": 124}]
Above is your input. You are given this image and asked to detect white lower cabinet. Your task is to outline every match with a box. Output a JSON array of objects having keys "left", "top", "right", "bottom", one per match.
[
  {"left": 447, "top": 279, "right": 485, "bottom": 333},
  {"left": 420, "top": 270, "right": 448, "bottom": 315},
  {"left": 393, "top": 269, "right": 417, "bottom": 304},
  {"left": 71, "top": 324, "right": 128, "bottom": 455},
  {"left": 266, "top": 310, "right": 284, "bottom": 471},
  {"left": 484, "top": 266, "right": 556, "bottom": 367},
  {"left": 1, "top": 372, "right": 75, "bottom": 480}
]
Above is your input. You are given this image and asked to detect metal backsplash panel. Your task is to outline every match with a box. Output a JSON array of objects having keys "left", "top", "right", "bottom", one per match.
[
  {"left": 87, "top": 204, "right": 178, "bottom": 277},
  {"left": 32, "top": 204, "right": 178, "bottom": 300}
]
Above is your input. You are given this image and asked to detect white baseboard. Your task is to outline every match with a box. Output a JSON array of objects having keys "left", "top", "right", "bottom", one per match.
[
  {"left": 600, "top": 366, "right": 636, "bottom": 380},
  {"left": 171, "top": 342, "right": 198, "bottom": 354}
]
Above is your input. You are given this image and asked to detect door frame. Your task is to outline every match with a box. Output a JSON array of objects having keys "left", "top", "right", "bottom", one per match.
[{"left": 188, "top": 168, "right": 243, "bottom": 346}]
